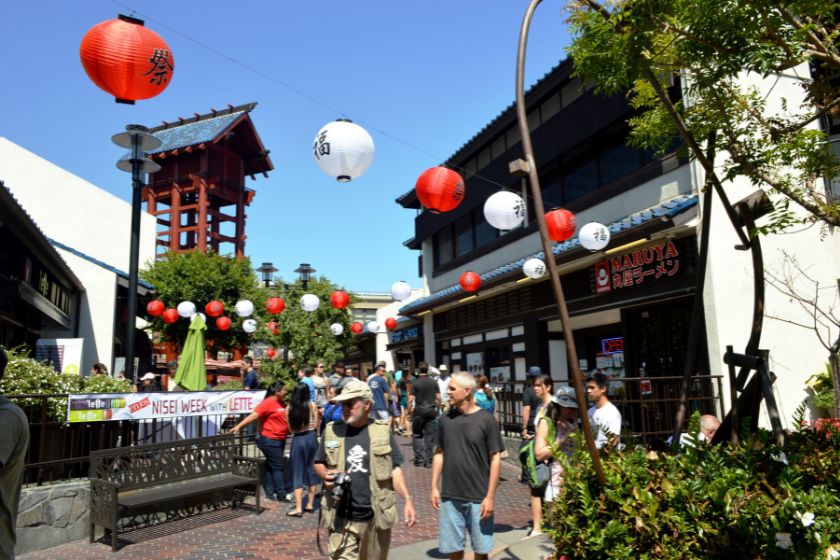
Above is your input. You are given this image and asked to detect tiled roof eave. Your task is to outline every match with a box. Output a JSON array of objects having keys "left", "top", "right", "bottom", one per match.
[{"left": 397, "top": 193, "right": 699, "bottom": 315}]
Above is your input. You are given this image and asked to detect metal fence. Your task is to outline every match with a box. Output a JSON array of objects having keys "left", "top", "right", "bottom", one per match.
[
  {"left": 493, "top": 375, "right": 725, "bottom": 445},
  {"left": 7, "top": 393, "right": 255, "bottom": 487}
]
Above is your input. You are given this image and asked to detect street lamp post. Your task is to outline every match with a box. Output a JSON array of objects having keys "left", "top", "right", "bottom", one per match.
[
  {"left": 112, "top": 125, "right": 161, "bottom": 383},
  {"left": 515, "top": 0, "right": 607, "bottom": 487},
  {"left": 256, "top": 262, "right": 278, "bottom": 289},
  {"left": 293, "top": 264, "right": 316, "bottom": 291}
]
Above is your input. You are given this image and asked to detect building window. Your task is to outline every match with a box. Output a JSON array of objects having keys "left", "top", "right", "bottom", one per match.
[
  {"left": 600, "top": 142, "right": 643, "bottom": 187},
  {"left": 454, "top": 214, "right": 474, "bottom": 257},
  {"left": 435, "top": 227, "right": 453, "bottom": 267},
  {"left": 474, "top": 208, "right": 497, "bottom": 248},
  {"left": 563, "top": 159, "right": 599, "bottom": 203},
  {"left": 352, "top": 309, "right": 374, "bottom": 323},
  {"left": 542, "top": 177, "right": 563, "bottom": 210}
]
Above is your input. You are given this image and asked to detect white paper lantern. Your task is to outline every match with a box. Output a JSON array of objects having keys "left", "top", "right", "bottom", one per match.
[
  {"left": 367, "top": 321, "right": 380, "bottom": 333},
  {"left": 484, "top": 191, "right": 526, "bottom": 231},
  {"left": 235, "top": 300, "right": 254, "bottom": 317},
  {"left": 191, "top": 312, "right": 207, "bottom": 324},
  {"left": 391, "top": 281, "right": 412, "bottom": 302},
  {"left": 177, "top": 301, "right": 196, "bottom": 318},
  {"left": 330, "top": 323, "right": 344, "bottom": 336},
  {"left": 313, "top": 119, "right": 375, "bottom": 182},
  {"left": 579, "top": 222, "right": 611, "bottom": 252},
  {"left": 523, "top": 258, "right": 547, "bottom": 279},
  {"left": 242, "top": 319, "right": 257, "bottom": 333},
  {"left": 300, "top": 293, "right": 320, "bottom": 312}
]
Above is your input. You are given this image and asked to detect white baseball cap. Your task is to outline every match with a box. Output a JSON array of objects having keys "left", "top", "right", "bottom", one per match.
[{"left": 141, "top": 372, "right": 156, "bottom": 380}]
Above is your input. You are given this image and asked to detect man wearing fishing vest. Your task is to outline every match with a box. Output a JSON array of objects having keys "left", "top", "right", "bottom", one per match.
[{"left": 314, "top": 379, "right": 417, "bottom": 560}]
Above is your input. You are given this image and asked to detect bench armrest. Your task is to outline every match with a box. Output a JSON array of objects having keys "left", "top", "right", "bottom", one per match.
[
  {"left": 233, "top": 455, "right": 263, "bottom": 478},
  {"left": 91, "top": 478, "right": 122, "bottom": 489}
]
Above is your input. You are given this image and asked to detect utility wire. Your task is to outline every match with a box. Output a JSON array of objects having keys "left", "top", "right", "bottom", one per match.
[{"left": 107, "top": 0, "right": 564, "bottom": 212}]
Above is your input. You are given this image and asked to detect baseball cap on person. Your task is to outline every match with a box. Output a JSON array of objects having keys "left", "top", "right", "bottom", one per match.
[
  {"left": 331, "top": 379, "right": 373, "bottom": 402},
  {"left": 375, "top": 361, "right": 386, "bottom": 368},
  {"left": 551, "top": 386, "right": 578, "bottom": 408},
  {"left": 527, "top": 366, "right": 542, "bottom": 377},
  {"left": 141, "top": 373, "right": 156, "bottom": 380}
]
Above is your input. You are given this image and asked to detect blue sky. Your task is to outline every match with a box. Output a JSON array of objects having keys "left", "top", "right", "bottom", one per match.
[{"left": 1, "top": 0, "right": 572, "bottom": 292}]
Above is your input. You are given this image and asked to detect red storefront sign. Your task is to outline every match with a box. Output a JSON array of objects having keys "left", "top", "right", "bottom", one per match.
[{"left": 595, "top": 241, "right": 681, "bottom": 294}]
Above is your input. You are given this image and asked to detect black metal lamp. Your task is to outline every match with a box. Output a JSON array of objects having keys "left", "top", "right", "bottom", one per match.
[
  {"left": 294, "top": 263, "right": 316, "bottom": 290},
  {"left": 256, "top": 262, "right": 278, "bottom": 288}
]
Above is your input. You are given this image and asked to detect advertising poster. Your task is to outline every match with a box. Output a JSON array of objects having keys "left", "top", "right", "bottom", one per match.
[
  {"left": 35, "top": 339, "right": 84, "bottom": 375},
  {"left": 466, "top": 352, "right": 484, "bottom": 375},
  {"left": 67, "top": 391, "right": 259, "bottom": 422}
]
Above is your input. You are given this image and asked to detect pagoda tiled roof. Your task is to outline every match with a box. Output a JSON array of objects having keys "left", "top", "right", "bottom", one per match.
[{"left": 145, "top": 111, "right": 246, "bottom": 155}]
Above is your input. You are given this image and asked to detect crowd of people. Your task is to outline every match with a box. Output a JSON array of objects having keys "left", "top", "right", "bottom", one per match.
[{"left": 224, "top": 357, "right": 657, "bottom": 560}]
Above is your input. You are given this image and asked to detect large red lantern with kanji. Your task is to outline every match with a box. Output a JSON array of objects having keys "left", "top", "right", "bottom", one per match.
[
  {"left": 460, "top": 271, "right": 481, "bottom": 292},
  {"left": 385, "top": 318, "right": 397, "bottom": 330},
  {"left": 415, "top": 167, "right": 464, "bottom": 213},
  {"left": 330, "top": 291, "right": 350, "bottom": 309},
  {"left": 545, "top": 209, "right": 577, "bottom": 242},
  {"left": 351, "top": 322, "right": 364, "bottom": 335},
  {"left": 205, "top": 300, "right": 224, "bottom": 317},
  {"left": 216, "top": 317, "right": 231, "bottom": 331},
  {"left": 266, "top": 297, "right": 285, "bottom": 314},
  {"left": 162, "top": 308, "right": 179, "bottom": 323},
  {"left": 79, "top": 15, "right": 175, "bottom": 104},
  {"left": 146, "top": 300, "right": 164, "bottom": 316}
]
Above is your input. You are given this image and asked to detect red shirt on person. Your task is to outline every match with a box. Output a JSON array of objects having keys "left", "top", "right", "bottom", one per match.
[{"left": 254, "top": 397, "right": 288, "bottom": 440}]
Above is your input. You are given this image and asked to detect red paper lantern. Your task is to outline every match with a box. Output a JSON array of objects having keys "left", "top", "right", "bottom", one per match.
[
  {"left": 460, "top": 271, "right": 482, "bottom": 292},
  {"left": 385, "top": 318, "right": 397, "bottom": 330},
  {"left": 216, "top": 317, "right": 231, "bottom": 331},
  {"left": 415, "top": 167, "right": 465, "bottom": 213},
  {"left": 546, "top": 209, "right": 577, "bottom": 242},
  {"left": 79, "top": 15, "right": 175, "bottom": 103},
  {"left": 205, "top": 300, "right": 224, "bottom": 317},
  {"left": 273, "top": 329, "right": 279, "bottom": 335},
  {"left": 330, "top": 291, "right": 350, "bottom": 309},
  {"left": 162, "top": 308, "right": 179, "bottom": 323},
  {"left": 351, "top": 322, "right": 364, "bottom": 335},
  {"left": 146, "top": 300, "right": 165, "bottom": 316},
  {"left": 267, "top": 322, "right": 278, "bottom": 331},
  {"left": 266, "top": 297, "right": 285, "bottom": 314},
  {"left": 266, "top": 349, "right": 276, "bottom": 358}
]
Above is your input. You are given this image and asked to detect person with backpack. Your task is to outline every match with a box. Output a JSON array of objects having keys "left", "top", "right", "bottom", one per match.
[
  {"left": 519, "top": 373, "right": 553, "bottom": 538},
  {"left": 534, "top": 387, "right": 578, "bottom": 523}
]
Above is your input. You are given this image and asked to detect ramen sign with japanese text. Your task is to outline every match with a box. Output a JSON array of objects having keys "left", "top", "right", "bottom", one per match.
[{"left": 595, "top": 241, "right": 681, "bottom": 294}]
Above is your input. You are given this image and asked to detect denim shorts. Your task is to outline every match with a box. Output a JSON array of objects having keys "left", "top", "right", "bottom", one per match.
[
  {"left": 438, "top": 498, "right": 494, "bottom": 555},
  {"left": 371, "top": 409, "right": 390, "bottom": 421}
]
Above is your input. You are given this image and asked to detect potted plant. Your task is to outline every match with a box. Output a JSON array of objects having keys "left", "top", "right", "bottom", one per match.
[{"left": 806, "top": 363, "right": 836, "bottom": 418}]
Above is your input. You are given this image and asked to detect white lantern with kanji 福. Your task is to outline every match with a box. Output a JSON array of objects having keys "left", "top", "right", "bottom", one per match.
[
  {"left": 484, "top": 191, "right": 526, "bottom": 231},
  {"left": 579, "top": 222, "right": 611, "bottom": 252},
  {"left": 312, "top": 119, "right": 375, "bottom": 182}
]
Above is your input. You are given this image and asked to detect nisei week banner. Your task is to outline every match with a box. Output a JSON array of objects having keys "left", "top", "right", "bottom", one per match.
[{"left": 67, "top": 391, "right": 259, "bottom": 422}]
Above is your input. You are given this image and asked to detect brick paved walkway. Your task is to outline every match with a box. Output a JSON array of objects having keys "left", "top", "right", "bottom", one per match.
[{"left": 19, "top": 437, "right": 532, "bottom": 560}]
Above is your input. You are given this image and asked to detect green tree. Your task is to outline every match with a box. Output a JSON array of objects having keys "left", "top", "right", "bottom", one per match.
[
  {"left": 257, "top": 275, "right": 360, "bottom": 381},
  {"left": 139, "top": 250, "right": 264, "bottom": 354},
  {"left": 566, "top": 0, "right": 840, "bottom": 234}
]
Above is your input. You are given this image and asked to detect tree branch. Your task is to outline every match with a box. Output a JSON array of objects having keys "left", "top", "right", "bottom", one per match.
[{"left": 775, "top": 3, "right": 829, "bottom": 54}]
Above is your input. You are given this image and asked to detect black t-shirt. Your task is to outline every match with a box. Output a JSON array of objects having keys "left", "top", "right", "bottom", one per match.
[
  {"left": 522, "top": 385, "right": 540, "bottom": 431},
  {"left": 410, "top": 375, "right": 439, "bottom": 412},
  {"left": 314, "top": 422, "right": 404, "bottom": 521},
  {"left": 436, "top": 408, "right": 505, "bottom": 503}
]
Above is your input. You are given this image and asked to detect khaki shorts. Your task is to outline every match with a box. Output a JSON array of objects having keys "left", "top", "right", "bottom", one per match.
[{"left": 329, "top": 518, "right": 391, "bottom": 560}]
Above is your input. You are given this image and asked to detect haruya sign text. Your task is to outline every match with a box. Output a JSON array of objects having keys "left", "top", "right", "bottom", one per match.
[
  {"left": 594, "top": 241, "right": 681, "bottom": 294},
  {"left": 67, "top": 391, "right": 258, "bottom": 422}
]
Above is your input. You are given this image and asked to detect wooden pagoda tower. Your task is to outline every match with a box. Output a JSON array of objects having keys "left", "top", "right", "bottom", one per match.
[{"left": 141, "top": 102, "right": 273, "bottom": 258}]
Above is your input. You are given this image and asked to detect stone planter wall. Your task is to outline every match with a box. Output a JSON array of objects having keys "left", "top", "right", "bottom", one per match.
[{"left": 15, "top": 481, "right": 93, "bottom": 556}]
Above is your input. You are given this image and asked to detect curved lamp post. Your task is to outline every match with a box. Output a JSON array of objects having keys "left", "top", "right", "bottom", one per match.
[
  {"left": 515, "top": 0, "right": 606, "bottom": 487},
  {"left": 112, "top": 125, "right": 161, "bottom": 383}
]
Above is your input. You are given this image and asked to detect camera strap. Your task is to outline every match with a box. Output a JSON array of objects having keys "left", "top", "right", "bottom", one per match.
[{"left": 316, "top": 484, "right": 352, "bottom": 557}]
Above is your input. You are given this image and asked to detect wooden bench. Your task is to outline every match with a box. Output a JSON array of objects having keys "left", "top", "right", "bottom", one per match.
[{"left": 89, "top": 433, "right": 262, "bottom": 551}]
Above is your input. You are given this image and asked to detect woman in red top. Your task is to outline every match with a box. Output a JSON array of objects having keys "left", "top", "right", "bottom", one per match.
[{"left": 232, "top": 381, "right": 288, "bottom": 501}]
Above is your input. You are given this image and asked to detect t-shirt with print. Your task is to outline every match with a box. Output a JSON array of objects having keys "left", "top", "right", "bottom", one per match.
[
  {"left": 436, "top": 407, "right": 505, "bottom": 503},
  {"left": 588, "top": 401, "right": 622, "bottom": 448},
  {"left": 314, "top": 422, "right": 404, "bottom": 520},
  {"left": 410, "top": 375, "right": 439, "bottom": 414},
  {"left": 0, "top": 397, "right": 29, "bottom": 560},
  {"left": 367, "top": 374, "right": 388, "bottom": 411}
]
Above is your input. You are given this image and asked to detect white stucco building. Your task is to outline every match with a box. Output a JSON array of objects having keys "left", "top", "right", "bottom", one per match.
[{"left": 0, "top": 138, "right": 157, "bottom": 376}]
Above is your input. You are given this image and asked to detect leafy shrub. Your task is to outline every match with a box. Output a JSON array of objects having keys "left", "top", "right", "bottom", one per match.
[
  {"left": 212, "top": 379, "right": 244, "bottom": 391},
  {"left": 548, "top": 408, "right": 840, "bottom": 559},
  {"left": 0, "top": 347, "right": 132, "bottom": 422},
  {"left": 814, "top": 389, "right": 837, "bottom": 412}
]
